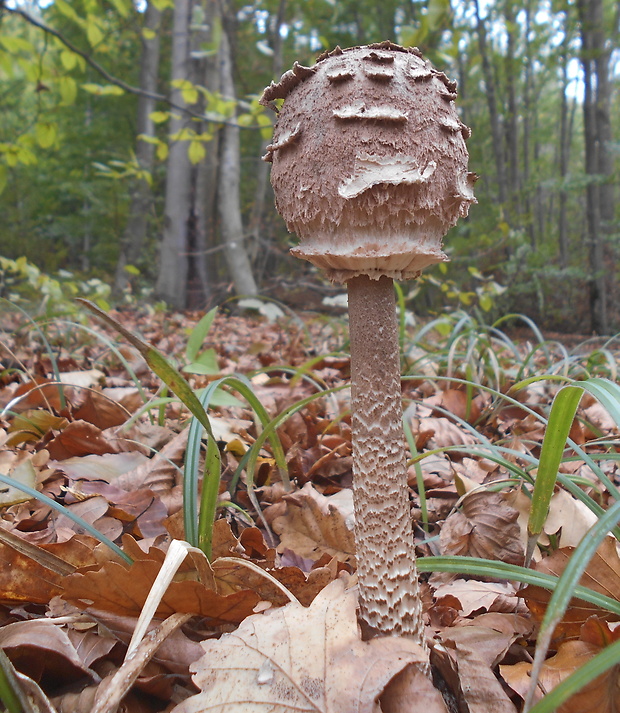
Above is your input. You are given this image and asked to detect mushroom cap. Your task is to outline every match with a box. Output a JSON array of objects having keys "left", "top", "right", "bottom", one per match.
[{"left": 261, "top": 42, "right": 476, "bottom": 283}]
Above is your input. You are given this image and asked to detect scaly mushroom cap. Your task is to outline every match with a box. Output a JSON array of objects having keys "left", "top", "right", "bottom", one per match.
[{"left": 261, "top": 42, "right": 476, "bottom": 283}]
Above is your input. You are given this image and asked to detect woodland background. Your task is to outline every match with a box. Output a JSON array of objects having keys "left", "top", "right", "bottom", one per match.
[{"left": 0, "top": 0, "right": 618, "bottom": 333}]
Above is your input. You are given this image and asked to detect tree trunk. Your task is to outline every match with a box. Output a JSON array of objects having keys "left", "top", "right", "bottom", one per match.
[
  {"left": 216, "top": 17, "right": 258, "bottom": 296},
  {"left": 114, "top": 0, "right": 162, "bottom": 296},
  {"left": 558, "top": 10, "right": 571, "bottom": 269},
  {"left": 503, "top": 0, "right": 520, "bottom": 219},
  {"left": 473, "top": 0, "right": 507, "bottom": 206},
  {"left": 577, "top": 0, "right": 610, "bottom": 334},
  {"left": 155, "top": 0, "right": 193, "bottom": 309},
  {"left": 192, "top": 0, "right": 222, "bottom": 297},
  {"left": 247, "top": 0, "right": 286, "bottom": 280},
  {"left": 522, "top": 0, "right": 535, "bottom": 247}
]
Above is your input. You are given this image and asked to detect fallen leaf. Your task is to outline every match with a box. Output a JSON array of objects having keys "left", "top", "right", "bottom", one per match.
[
  {"left": 46, "top": 420, "right": 119, "bottom": 460},
  {"left": 432, "top": 632, "right": 518, "bottom": 713},
  {"left": 434, "top": 580, "right": 520, "bottom": 616},
  {"left": 173, "top": 578, "right": 435, "bottom": 713},
  {"left": 500, "top": 618, "right": 620, "bottom": 712},
  {"left": 520, "top": 537, "right": 620, "bottom": 639},
  {"left": 62, "top": 540, "right": 260, "bottom": 624},
  {"left": 418, "top": 417, "right": 478, "bottom": 449},
  {"left": 507, "top": 487, "right": 598, "bottom": 554},
  {"left": 0, "top": 619, "right": 96, "bottom": 688},
  {"left": 52, "top": 451, "right": 149, "bottom": 482},
  {"left": 72, "top": 389, "right": 129, "bottom": 429},
  {"left": 440, "top": 490, "right": 524, "bottom": 565},
  {"left": 272, "top": 483, "right": 355, "bottom": 563}
]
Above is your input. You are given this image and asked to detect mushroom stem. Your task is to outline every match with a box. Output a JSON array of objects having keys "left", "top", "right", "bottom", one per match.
[{"left": 347, "top": 274, "right": 425, "bottom": 646}]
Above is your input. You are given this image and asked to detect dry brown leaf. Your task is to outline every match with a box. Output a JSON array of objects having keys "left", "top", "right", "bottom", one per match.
[
  {"left": 173, "top": 578, "right": 436, "bottom": 713},
  {"left": 66, "top": 627, "right": 117, "bottom": 668},
  {"left": 115, "top": 428, "right": 189, "bottom": 511},
  {"left": 212, "top": 555, "right": 341, "bottom": 607},
  {"left": 0, "top": 619, "right": 96, "bottom": 688},
  {"left": 6, "top": 409, "right": 69, "bottom": 447},
  {"left": 78, "top": 609, "right": 204, "bottom": 675},
  {"left": 434, "top": 580, "right": 520, "bottom": 616},
  {"left": 520, "top": 537, "right": 620, "bottom": 639},
  {"left": 507, "top": 487, "right": 598, "bottom": 554},
  {"left": 46, "top": 420, "right": 119, "bottom": 460},
  {"left": 500, "top": 618, "right": 620, "bottom": 712},
  {"left": 272, "top": 483, "right": 355, "bottom": 563},
  {"left": 418, "top": 416, "right": 478, "bottom": 449},
  {"left": 440, "top": 490, "right": 524, "bottom": 565},
  {"left": 424, "top": 389, "right": 483, "bottom": 424},
  {"left": 62, "top": 542, "right": 260, "bottom": 624},
  {"left": 0, "top": 532, "right": 99, "bottom": 603},
  {"left": 432, "top": 645, "right": 517, "bottom": 713},
  {"left": 52, "top": 451, "right": 149, "bottom": 482},
  {"left": 432, "top": 624, "right": 519, "bottom": 713},
  {"left": 72, "top": 389, "right": 129, "bottom": 429}
]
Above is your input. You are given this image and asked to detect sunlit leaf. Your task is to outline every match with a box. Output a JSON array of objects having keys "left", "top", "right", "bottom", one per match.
[
  {"left": 188, "top": 140, "right": 205, "bottom": 164},
  {"left": 35, "top": 122, "right": 57, "bottom": 149},
  {"left": 58, "top": 76, "right": 77, "bottom": 105}
]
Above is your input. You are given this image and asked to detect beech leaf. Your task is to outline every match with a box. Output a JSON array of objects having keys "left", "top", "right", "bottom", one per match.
[
  {"left": 173, "top": 578, "right": 436, "bottom": 713},
  {"left": 272, "top": 483, "right": 355, "bottom": 563}
]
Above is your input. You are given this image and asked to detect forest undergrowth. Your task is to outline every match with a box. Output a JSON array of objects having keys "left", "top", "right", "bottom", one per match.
[{"left": 1, "top": 300, "right": 620, "bottom": 713}]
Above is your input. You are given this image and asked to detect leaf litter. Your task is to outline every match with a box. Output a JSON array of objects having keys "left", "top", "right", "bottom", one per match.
[{"left": 0, "top": 306, "right": 620, "bottom": 712}]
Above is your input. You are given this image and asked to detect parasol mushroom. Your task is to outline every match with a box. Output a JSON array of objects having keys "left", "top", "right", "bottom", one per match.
[{"left": 260, "top": 42, "right": 476, "bottom": 647}]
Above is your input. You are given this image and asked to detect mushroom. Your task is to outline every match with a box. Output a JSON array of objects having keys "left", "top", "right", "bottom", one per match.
[{"left": 261, "top": 42, "right": 476, "bottom": 646}]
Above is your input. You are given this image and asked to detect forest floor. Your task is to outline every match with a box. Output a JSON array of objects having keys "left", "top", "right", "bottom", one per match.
[{"left": 0, "top": 303, "right": 619, "bottom": 713}]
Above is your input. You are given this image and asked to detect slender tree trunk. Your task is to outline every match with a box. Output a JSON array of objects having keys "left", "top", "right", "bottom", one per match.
[
  {"left": 577, "top": 0, "right": 609, "bottom": 334},
  {"left": 473, "top": 0, "right": 507, "bottom": 206},
  {"left": 192, "top": 0, "right": 222, "bottom": 296},
  {"left": 532, "top": 94, "right": 544, "bottom": 242},
  {"left": 503, "top": 0, "right": 520, "bottom": 219},
  {"left": 248, "top": 0, "right": 286, "bottom": 279},
  {"left": 522, "top": 0, "right": 535, "bottom": 247},
  {"left": 156, "top": 0, "right": 193, "bottom": 309},
  {"left": 558, "top": 11, "right": 571, "bottom": 269},
  {"left": 184, "top": 0, "right": 217, "bottom": 308},
  {"left": 114, "top": 0, "right": 162, "bottom": 296},
  {"left": 216, "top": 16, "right": 258, "bottom": 296}
]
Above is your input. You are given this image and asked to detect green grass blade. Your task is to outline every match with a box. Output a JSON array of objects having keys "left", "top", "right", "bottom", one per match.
[
  {"left": 52, "top": 319, "right": 150, "bottom": 406},
  {"left": 0, "top": 473, "right": 132, "bottom": 564},
  {"left": 197, "top": 436, "right": 222, "bottom": 560},
  {"left": 527, "top": 385, "right": 584, "bottom": 563},
  {"left": 185, "top": 307, "right": 217, "bottom": 363},
  {"left": 200, "top": 375, "right": 290, "bottom": 490},
  {"left": 523, "top": 498, "right": 620, "bottom": 712},
  {"left": 403, "top": 417, "right": 429, "bottom": 531},
  {"left": 2, "top": 298, "right": 66, "bottom": 411},
  {"left": 581, "top": 378, "right": 620, "bottom": 430},
  {"left": 0, "top": 650, "right": 25, "bottom": 713},
  {"left": 77, "top": 299, "right": 214, "bottom": 438},
  {"left": 417, "top": 556, "right": 620, "bottom": 615}
]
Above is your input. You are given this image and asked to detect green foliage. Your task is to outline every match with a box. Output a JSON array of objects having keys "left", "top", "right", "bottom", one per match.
[
  {"left": 0, "top": 256, "right": 111, "bottom": 315},
  {"left": 0, "top": 0, "right": 618, "bottom": 328}
]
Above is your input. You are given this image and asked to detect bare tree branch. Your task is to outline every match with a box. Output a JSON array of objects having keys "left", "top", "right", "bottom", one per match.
[{"left": 4, "top": 5, "right": 259, "bottom": 130}]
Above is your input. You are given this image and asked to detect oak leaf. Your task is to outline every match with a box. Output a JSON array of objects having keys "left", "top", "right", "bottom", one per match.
[{"left": 62, "top": 540, "right": 260, "bottom": 624}]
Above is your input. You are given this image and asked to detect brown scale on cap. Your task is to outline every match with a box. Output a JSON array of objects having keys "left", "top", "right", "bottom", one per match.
[{"left": 261, "top": 41, "right": 477, "bottom": 283}]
